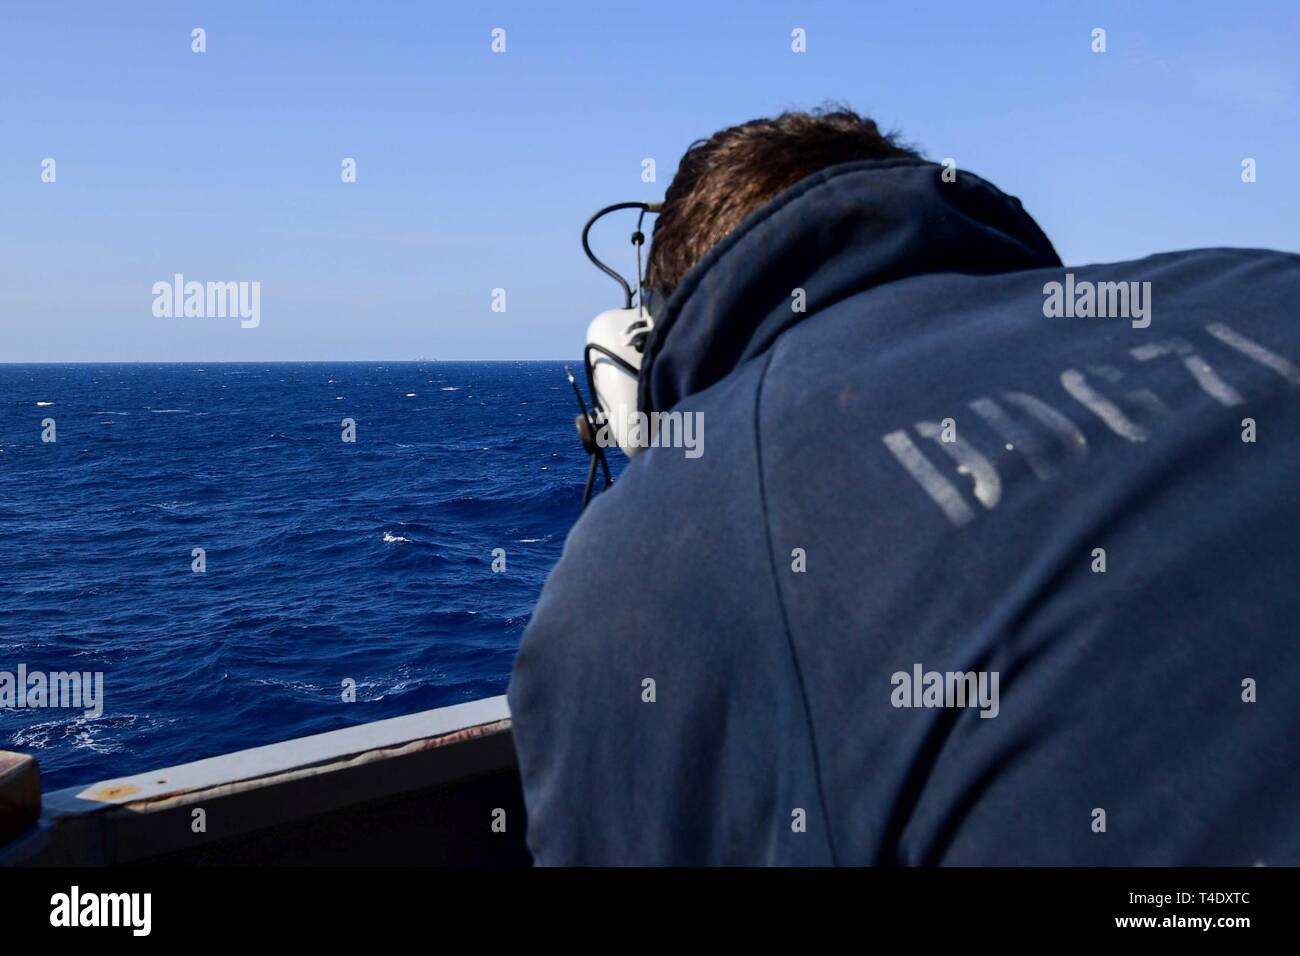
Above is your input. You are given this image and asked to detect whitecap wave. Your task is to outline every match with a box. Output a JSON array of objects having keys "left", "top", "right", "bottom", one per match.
[
  {"left": 250, "top": 677, "right": 325, "bottom": 694},
  {"left": 8, "top": 713, "right": 170, "bottom": 755}
]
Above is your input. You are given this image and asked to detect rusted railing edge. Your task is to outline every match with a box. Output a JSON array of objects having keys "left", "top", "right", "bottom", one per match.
[{"left": 1, "top": 694, "right": 513, "bottom": 864}]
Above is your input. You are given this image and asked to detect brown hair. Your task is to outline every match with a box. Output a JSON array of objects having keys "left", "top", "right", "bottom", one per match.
[{"left": 645, "top": 107, "right": 920, "bottom": 299}]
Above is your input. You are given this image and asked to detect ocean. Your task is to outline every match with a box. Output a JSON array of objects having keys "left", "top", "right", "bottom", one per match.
[{"left": 0, "top": 362, "right": 597, "bottom": 791}]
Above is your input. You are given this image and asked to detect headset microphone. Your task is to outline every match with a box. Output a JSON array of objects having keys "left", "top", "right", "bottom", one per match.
[{"left": 564, "top": 201, "right": 662, "bottom": 510}]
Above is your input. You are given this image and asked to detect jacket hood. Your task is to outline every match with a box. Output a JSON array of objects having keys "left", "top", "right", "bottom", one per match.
[{"left": 638, "top": 158, "right": 1061, "bottom": 414}]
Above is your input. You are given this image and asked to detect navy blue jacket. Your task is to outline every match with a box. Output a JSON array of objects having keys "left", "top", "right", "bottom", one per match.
[{"left": 508, "top": 159, "right": 1300, "bottom": 865}]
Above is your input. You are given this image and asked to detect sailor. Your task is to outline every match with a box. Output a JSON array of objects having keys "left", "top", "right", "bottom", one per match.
[{"left": 509, "top": 108, "right": 1300, "bottom": 865}]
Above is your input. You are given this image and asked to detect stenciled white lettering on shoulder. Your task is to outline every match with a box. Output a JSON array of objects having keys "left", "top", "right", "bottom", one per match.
[{"left": 881, "top": 318, "right": 1299, "bottom": 527}]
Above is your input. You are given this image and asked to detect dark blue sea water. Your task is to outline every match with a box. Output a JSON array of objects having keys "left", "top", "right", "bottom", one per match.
[{"left": 0, "top": 362, "right": 595, "bottom": 791}]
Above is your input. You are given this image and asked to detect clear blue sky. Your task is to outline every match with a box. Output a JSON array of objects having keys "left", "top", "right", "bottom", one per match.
[{"left": 2, "top": 1, "right": 1297, "bottom": 361}]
